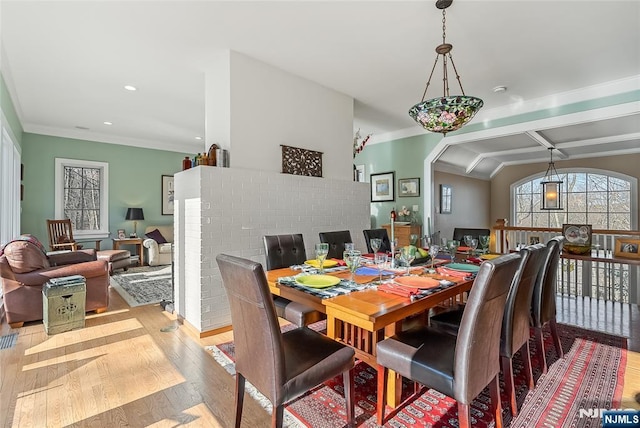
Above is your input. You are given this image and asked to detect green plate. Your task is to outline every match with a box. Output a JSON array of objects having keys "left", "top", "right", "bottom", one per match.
[
  {"left": 295, "top": 275, "right": 341, "bottom": 289},
  {"left": 445, "top": 263, "right": 481, "bottom": 273}
]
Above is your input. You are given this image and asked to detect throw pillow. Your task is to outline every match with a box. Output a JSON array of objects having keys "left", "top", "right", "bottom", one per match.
[
  {"left": 145, "top": 228, "right": 168, "bottom": 244},
  {"left": 4, "top": 241, "right": 50, "bottom": 273}
]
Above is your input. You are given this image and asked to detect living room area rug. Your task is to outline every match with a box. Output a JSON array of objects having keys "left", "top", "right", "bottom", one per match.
[
  {"left": 109, "top": 265, "right": 172, "bottom": 307},
  {"left": 207, "top": 323, "right": 627, "bottom": 427}
]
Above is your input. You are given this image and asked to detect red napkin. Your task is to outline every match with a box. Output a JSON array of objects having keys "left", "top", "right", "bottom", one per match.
[
  {"left": 330, "top": 258, "right": 346, "bottom": 266},
  {"left": 467, "top": 257, "right": 483, "bottom": 265},
  {"left": 436, "top": 267, "right": 473, "bottom": 278},
  {"left": 378, "top": 283, "right": 420, "bottom": 297}
]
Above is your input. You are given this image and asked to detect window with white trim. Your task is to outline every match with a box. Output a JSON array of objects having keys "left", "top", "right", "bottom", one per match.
[
  {"left": 54, "top": 158, "right": 110, "bottom": 238},
  {"left": 0, "top": 119, "right": 21, "bottom": 246},
  {"left": 512, "top": 169, "right": 636, "bottom": 230}
]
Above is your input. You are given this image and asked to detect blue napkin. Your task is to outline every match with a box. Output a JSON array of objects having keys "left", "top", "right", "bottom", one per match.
[{"left": 356, "top": 266, "right": 395, "bottom": 276}]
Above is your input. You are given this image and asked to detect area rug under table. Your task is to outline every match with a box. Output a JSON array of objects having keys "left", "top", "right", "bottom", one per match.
[
  {"left": 109, "top": 265, "right": 172, "bottom": 307},
  {"left": 207, "top": 323, "right": 627, "bottom": 428}
]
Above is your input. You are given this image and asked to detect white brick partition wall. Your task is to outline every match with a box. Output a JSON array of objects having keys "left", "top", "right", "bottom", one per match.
[{"left": 174, "top": 166, "right": 371, "bottom": 333}]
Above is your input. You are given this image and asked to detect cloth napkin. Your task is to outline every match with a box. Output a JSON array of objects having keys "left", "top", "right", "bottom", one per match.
[
  {"left": 355, "top": 266, "right": 396, "bottom": 276},
  {"left": 436, "top": 266, "right": 475, "bottom": 279},
  {"left": 378, "top": 283, "right": 420, "bottom": 297},
  {"left": 467, "top": 257, "right": 483, "bottom": 264}
]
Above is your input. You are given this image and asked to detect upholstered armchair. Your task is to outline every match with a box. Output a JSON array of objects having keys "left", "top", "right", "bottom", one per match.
[
  {"left": 0, "top": 236, "right": 109, "bottom": 328},
  {"left": 142, "top": 225, "right": 173, "bottom": 266}
]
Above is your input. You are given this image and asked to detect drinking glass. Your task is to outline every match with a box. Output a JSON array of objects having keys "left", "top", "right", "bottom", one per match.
[
  {"left": 344, "top": 250, "right": 361, "bottom": 285},
  {"left": 370, "top": 238, "right": 382, "bottom": 255},
  {"left": 479, "top": 235, "right": 490, "bottom": 253},
  {"left": 447, "top": 240, "right": 460, "bottom": 262},
  {"left": 374, "top": 252, "right": 388, "bottom": 283},
  {"left": 468, "top": 238, "right": 479, "bottom": 255},
  {"left": 345, "top": 242, "right": 355, "bottom": 252},
  {"left": 429, "top": 244, "right": 440, "bottom": 270},
  {"left": 315, "top": 243, "right": 329, "bottom": 274},
  {"left": 409, "top": 234, "right": 419, "bottom": 246},
  {"left": 400, "top": 246, "right": 416, "bottom": 275}
]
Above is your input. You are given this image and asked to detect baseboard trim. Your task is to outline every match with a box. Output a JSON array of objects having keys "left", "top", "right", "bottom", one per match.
[{"left": 178, "top": 315, "right": 232, "bottom": 339}]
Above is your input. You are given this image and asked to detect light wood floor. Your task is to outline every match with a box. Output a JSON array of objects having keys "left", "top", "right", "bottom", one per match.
[{"left": 1, "top": 288, "right": 639, "bottom": 427}]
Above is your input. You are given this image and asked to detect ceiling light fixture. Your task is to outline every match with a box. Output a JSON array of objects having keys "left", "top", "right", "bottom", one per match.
[
  {"left": 103, "top": 121, "right": 113, "bottom": 125},
  {"left": 124, "top": 85, "right": 137, "bottom": 91},
  {"left": 195, "top": 136, "right": 202, "bottom": 140},
  {"left": 408, "top": 0, "right": 483, "bottom": 135},
  {"left": 541, "top": 148, "right": 563, "bottom": 210}
]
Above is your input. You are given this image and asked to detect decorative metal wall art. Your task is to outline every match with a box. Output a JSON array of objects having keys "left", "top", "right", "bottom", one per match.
[{"left": 281, "top": 145, "right": 323, "bottom": 177}]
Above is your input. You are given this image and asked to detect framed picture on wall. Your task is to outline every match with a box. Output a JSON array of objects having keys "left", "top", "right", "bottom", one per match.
[
  {"left": 162, "top": 175, "right": 174, "bottom": 215},
  {"left": 370, "top": 171, "right": 395, "bottom": 202},
  {"left": 398, "top": 178, "right": 420, "bottom": 197}
]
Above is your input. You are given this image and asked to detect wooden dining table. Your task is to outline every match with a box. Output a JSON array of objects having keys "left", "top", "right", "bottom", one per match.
[{"left": 265, "top": 263, "right": 474, "bottom": 407}]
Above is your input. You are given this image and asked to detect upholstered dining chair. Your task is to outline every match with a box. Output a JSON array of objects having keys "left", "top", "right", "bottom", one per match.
[
  {"left": 531, "top": 236, "right": 565, "bottom": 374},
  {"left": 318, "top": 230, "right": 353, "bottom": 259},
  {"left": 429, "top": 244, "right": 547, "bottom": 416},
  {"left": 363, "top": 229, "right": 391, "bottom": 253},
  {"left": 376, "top": 252, "right": 522, "bottom": 428},
  {"left": 216, "top": 254, "right": 355, "bottom": 428},
  {"left": 263, "top": 234, "right": 324, "bottom": 327}
]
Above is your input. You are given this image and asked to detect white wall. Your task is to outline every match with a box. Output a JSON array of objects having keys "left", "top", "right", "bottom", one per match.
[
  {"left": 174, "top": 166, "right": 370, "bottom": 333},
  {"left": 205, "top": 50, "right": 354, "bottom": 180}
]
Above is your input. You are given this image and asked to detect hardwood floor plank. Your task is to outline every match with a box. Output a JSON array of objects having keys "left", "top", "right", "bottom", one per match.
[{"left": 1, "top": 287, "right": 637, "bottom": 427}]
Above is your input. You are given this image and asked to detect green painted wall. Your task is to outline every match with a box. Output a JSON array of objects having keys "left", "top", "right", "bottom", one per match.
[
  {"left": 354, "top": 133, "right": 441, "bottom": 228},
  {"left": 21, "top": 132, "right": 189, "bottom": 245},
  {"left": 1, "top": 73, "right": 23, "bottom": 146}
]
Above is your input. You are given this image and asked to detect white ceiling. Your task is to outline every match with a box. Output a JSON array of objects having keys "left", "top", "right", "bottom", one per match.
[{"left": 2, "top": 1, "right": 639, "bottom": 179}]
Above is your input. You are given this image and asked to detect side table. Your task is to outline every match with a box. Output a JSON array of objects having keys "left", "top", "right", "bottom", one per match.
[{"left": 112, "top": 237, "right": 144, "bottom": 266}]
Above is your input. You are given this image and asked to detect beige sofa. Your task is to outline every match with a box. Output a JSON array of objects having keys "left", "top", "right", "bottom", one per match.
[{"left": 142, "top": 225, "right": 173, "bottom": 266}]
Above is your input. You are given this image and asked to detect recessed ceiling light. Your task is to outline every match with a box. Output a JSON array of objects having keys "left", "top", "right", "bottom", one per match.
[
  {"left": 124, "top": 85, "right": 137, "bottom": 91},
  {"left": 195, "top": 136, "right": 202, "bottom": 140},
  {"left": 103, "top": 121, "right": 113, "bottom": 125},
  {"left": 493, "top": 86, "right": 507, "bottom": 93}
]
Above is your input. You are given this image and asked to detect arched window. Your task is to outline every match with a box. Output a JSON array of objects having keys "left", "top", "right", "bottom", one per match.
[{"left": 511, "top": 169, "right": 636, "bottom": 230}]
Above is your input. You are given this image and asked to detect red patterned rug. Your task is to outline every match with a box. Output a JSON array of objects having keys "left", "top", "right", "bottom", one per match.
[{"left": 207, "top": 323, "right": 627, "bottom": 427}]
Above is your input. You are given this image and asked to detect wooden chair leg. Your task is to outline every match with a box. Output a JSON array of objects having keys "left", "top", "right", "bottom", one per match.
[
  {"left": 94, "top": 307, "right": 108, "bottom": 314},
  {"left": 343, "top": 370, "right": 355, "bottom": 427},
  {"left": 501, "top": 355, "right": 517, "bottom": 416},
  {"left": 522, "top": 341, "right": 534, "bottom": 389},
  {"left": 9, "top": 322, "right": 24, "bottom": 328},
  {"left": 457, "top": 402, "right": 471, "bottom": 428},
  {"left": 272, "top": 405, "right": 284, "bottom": 428},
  {"left": 376, "top": 365, "right": 387, "bottom": 426},
  {"left": 549, "top": 319, "right": 564, "bottom": 359},
  {"left": 535, "top": 326, "right": 548, "bottom": 374},
  {"left": 489, "top": 375, "right": 503, "bottom": 428},
  {"left": 235, "top": 373, "right": 245, "bottom": 428}
]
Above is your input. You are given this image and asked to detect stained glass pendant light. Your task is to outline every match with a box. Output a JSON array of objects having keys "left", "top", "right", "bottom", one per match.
[
  {"left": 541, "top": 148, "right": 563, "bottom": 210},
  {"left": 409, "top": 0, "right": 483, "bottom": 135}
]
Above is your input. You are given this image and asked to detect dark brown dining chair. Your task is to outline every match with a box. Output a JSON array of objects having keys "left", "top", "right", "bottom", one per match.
[
  {"left": 429, "top": 245, "right": 546, "bottom": 416},
  {"left": 376, "top": 252, "right": 522, "bottom": 428},
  {"left": 363, "top": 229, "right": 391, "bottom": 253},
  {"left": 263, "top": 234, "right": 324, "bottom": 327},
  {"left": 319, "top": 230, "right": 353, "bottom": 259},
  {"left": 531, "top": 236, "right": 565, "bottom": 373},
  {"left": 216, "top": 254, "right": 355, "bottom": 428},
  {"left": 46, "top": 219, "right": 81, "bottom": 251}
]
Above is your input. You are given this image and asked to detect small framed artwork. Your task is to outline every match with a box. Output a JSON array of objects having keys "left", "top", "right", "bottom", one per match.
[
  {"left": 162, "top": 175, "right": 174, "bottom": 215},
  {"left": 614, "top": 238, "right": 640, "bottom": 259},
  {"left": 354, "top": 164, "right": 365, "bottom": 182},
  {"left": 398, "top": 178, "right": 420, "bottom": 197},
  {"left": 529, "top": 236, "right": 541, "bottom": 245},
  {"left": 562, "top": 224, "right": 592, "bottom": 247},
  {"left": 117, "top": 229, "right": 126, "bottom": 239},
  {"left": 440, "top": 184, "right": 452, "bottom": 214},
  {"left": 370, "top": 171, "right": 395, "bottom": 202}
]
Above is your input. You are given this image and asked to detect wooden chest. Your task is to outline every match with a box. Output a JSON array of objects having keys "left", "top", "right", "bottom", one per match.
[
  {"left": 382, "top": 224, "right": 422, "bottom": 247},
  {"left": 42, "top": 275, "right": 86, "bottom": 335}
]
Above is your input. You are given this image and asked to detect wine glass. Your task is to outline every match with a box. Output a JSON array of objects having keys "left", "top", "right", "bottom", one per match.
[
  {"left": 370, "top": 238, "right": 382, "bottom": 255},
  {"left": 315, "top": 243, "right": 329, "bottom": 274},
  {"left": 409, "top": 234, "right": 419, "bottom": 246},
  {"left": 400, "top": 246, "right": 416, "bottom": 275},
  {"left": 468, "top": 238, "right": 478, "bottom": 256},
  {"left": 463, "top": 235, "right": 474, "bottom": 248},
  {"left": 479, "top": 235, "right": 490, "bottom": 254},
  {"left": 374, "top": 252, "right": 388, "bottom": 283},
  {"left": 429, "top": 244, "right": 440, "bottom": 270},
  {"left": 447, "top": 240, "right": 459, "bottom": 263},
  {"left": 345, "top": 242, "right": 355, "bottom": 252},
  {"left": 344, "top": 250, "right": 361, "bottom": 285}
]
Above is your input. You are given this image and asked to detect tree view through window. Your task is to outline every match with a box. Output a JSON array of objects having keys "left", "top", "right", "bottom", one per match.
[
  {"left": 64, "top": 166, "right": 101, "bottom": 231},
  {"left": 513, "top": 170, "right": 633, "bottom": 230}
]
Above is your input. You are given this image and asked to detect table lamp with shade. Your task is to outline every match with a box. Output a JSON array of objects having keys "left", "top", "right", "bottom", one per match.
[{"left": 125, "top": 208, "right": 144, "bottom": 237}]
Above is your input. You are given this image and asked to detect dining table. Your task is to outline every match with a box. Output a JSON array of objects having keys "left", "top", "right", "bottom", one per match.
[{"left": 265, "top": 258, "right": 475, "bottom": 407}]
